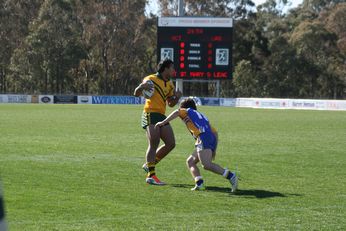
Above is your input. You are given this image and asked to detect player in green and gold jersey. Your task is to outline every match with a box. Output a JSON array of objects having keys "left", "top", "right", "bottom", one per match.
[{"left": 134, "top": 59, "right": 182, "bottom": 185}]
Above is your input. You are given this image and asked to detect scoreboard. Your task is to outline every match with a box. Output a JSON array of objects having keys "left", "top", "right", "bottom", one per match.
[{"left": 157, "top": 17, "right": 233, "bottom": 80}]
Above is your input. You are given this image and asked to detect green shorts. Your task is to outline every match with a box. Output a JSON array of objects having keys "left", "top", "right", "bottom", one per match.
[{"left": 141, "top": 112, "right": 167, "bottom": 129}]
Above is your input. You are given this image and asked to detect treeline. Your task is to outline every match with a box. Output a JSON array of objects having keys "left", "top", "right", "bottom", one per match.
[{"left": 0, "top": 0, "right": 345, "bottom": 98}]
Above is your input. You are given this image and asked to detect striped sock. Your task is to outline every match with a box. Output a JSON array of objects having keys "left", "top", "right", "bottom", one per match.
[
  {"left": 194, "top": 176, "right": 204, "bottom": 186},
  {"left": 223, "top": 168, "right": 234, "bottom": 179},
  {"left": 147, "top": 162, "right": 156, "bottom": 177},
  {"left": 155, "top": 156, "right": 161, "bottom": 164}
]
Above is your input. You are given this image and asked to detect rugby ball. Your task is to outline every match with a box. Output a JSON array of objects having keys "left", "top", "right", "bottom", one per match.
[{"left": 142, "top": 80, "right": 154, "bottom": 99}]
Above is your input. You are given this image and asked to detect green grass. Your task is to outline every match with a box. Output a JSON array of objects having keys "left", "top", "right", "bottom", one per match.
[{"left": 0, "top": 104, "right": 345, "bottom": 230}]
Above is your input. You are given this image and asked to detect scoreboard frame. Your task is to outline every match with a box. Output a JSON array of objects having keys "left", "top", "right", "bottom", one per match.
[{"left": 157, "top": 17, "right": 233, "bottom": 80}]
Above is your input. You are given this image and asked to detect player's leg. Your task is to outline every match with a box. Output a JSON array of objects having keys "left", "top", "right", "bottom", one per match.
[
  {"left": 155, "top": 123, "right": 175, "bottom": 163},
  {"left": 141, "top": 112, "right": 165, "bottom": 185},
  {"left": 197, "top": 149, "right": 224, "bottom": 175},
  {"left": 187, "top": 150, "right": 205, "bottom": 191},
  {"left": 144, "top": 125, "right": 165, "bottom": 185},
  {"left": 197, "top": 133, "right": 238, "bottom": 191},
  {"left": 197, "top": 149, "right": 238, "bottom": 192},
  {"left": 186, "top": 150, "right": 201, "bottom": 178},
  {"left": 145, "top": 124, "right": 160, "bottom": 163}
]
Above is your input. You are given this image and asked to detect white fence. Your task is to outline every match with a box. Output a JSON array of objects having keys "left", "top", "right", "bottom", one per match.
[{"left": 235, "top": 98, "right": 346, "bottom": 111}]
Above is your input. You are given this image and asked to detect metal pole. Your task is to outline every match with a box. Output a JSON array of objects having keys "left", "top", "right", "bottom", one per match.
[
  {"left": 216, "top": 80, "right": 220, "bottom": 98},
  {"left": 178, "top": 0, "right": 184, "bottom": 15},
  {"left": 176, "top": 0, "right": 184, "bottom": 94}
]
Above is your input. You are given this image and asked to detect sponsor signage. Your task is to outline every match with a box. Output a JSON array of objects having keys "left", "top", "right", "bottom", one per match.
[
  {"left": 180, "top": 97, "right": 220, "bottom": 106},
  {"left": 236, "top": 98, "right": 255, "bottom": 107},
  {"left": 253, "top": 98, "right": 289, "bottom": 109},
  {"left": 78, "top": 96, "right": 92, "bottom": 104},
  {"left": 54, "top": 95, "right": 78, "bottom": 104},
  {"left": 1, "top": 93, "right": 345, "bottom": 111},
  {"left": 92, "top": 96, "right": 143, "bottom": 104},
  {"left": 326, "top": 101, "right": 346, "bottom": 110},
  {"left": 220, "top": 98, "right": 236, "bottom": 107},
  {"left": 31, "top": 95, "right": 39, "bottom": 103},
  {"left": 291, "top": 101, "right": 316, "bottom": 108},
  {"left": 0, "top": 95, "right": 5, "bottom": 103},
  {"left": 0, "top": 94, "right": 31, "bottom": 103},
  {"left": 39, "top": 95, "right": 54, "bottom": 104},
  {"left": 234, "top": 98, "right": 346, "bottom": 111},
  {"left": 200, "top": 97, "right": 220, "bottom": 106}
]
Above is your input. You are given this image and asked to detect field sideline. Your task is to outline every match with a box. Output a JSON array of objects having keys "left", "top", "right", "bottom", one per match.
[{"left": 0, "top": 104, "right": 345, "bottom": 230}]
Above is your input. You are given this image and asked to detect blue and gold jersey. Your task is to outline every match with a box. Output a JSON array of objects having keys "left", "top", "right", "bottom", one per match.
[{"left": 178, "top": 108, "right": 217, "bottom": 138}]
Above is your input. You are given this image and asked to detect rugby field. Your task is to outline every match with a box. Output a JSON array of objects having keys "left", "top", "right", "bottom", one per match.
[{"left": 0, "top": 104, "right": 345, "bottom": 230}]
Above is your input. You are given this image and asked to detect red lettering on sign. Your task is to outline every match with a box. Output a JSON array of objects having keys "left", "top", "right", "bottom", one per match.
[
  {"left": 213, "top": 72, "right": 228, "bottom": 78},
  {"left": 187, "top": 28, "right": 204, "bottom": 34},
  {"left": 180, "top": 72, "right": 187, "bottom": 77},
  {"left": 211, "top": 36, "right": 223, "bottom": 41},
  {"left": 171, "top": 35, "right": 182, "bottom": 41},
  {"left": 190, "top": 72, "right": 205, "bottom": 77},
  {"left": 196, "top": 29, "right": 204, "bottom": 34}
]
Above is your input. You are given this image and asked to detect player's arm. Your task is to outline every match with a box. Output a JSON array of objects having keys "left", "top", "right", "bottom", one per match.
[
  {"left": 155, "top": 109, "right": 179, "bottom": 128},
  {"left": 133, "top": 81, "right": 152, "bottom": 97},
  {"left": 167, "top": 90, "right": 182, "bottom": 107}
]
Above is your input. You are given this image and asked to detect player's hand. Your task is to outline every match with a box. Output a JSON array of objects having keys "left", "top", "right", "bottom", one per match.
[
  {"left": 175, "top": 89, "right": 182, "bottom": 99},
  {"left": 155, "top": 122, "right": 165, "bottom": 129}
]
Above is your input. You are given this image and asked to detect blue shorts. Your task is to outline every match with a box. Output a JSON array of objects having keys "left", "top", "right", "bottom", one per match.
[{"left": 195, "top": 132, "right": 217, "bottom": 152}]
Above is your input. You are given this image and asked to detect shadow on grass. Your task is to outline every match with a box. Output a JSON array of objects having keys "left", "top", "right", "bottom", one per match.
[{"left": 170, "top": 184, "right": 302, "bottom": 199}]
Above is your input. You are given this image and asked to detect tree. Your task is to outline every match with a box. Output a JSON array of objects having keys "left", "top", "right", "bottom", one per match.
[
  {"left": 0, "top": 0, "right": 43, "bottom": 93},
  {"left": 233, "top": 60, "right": 262, "bottom": 97},
  {"left": 324, "top": 3, "right": 346, "bottom": 54},
  {"left": 290, "top": 20, "right": 343, "bottom": 98},
  {"left": 301, "top": 0, "right": 345, "bottom": 13},
  {"left": 74, "top": 0, "right": 149, "bottom": 95},
  {"left": 1, "top": 0, "right": 345, "bottom": 98},
  {"left": 10, "top": 0, "right": 86, "bottom": 94}
]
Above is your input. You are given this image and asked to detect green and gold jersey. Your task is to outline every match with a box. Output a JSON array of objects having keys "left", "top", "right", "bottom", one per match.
[{"left": 143, "top": 73, "right": 175, "bottom": 115}]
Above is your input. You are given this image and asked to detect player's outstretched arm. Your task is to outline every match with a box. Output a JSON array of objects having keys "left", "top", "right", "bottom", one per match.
[{"left": 155, "top": 109, "right": 179, "bottom": 128}]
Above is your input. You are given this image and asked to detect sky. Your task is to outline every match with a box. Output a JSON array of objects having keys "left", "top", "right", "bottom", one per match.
[{"left": 146, "top": 0, "right": 304, "bottom": 15}]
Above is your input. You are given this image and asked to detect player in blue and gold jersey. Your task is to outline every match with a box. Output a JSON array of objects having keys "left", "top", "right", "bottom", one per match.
[
  {"left": 134, "top": 59, "right": 182, "bottom": 185},
  {"left": 155, "top": 98, "right": 238, "bottom": 192}
]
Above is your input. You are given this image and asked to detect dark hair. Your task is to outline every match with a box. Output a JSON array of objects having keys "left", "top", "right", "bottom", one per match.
[
  {"left": 157, "top": 59, "right": 174, "bottom": 73},
  {"left": 180, "top": 98, "right": 197, "bottom": 110}
]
